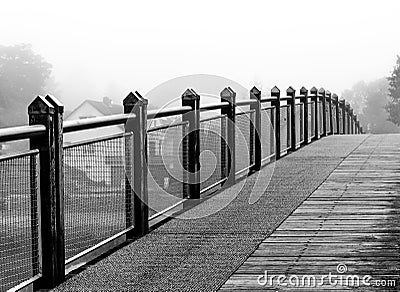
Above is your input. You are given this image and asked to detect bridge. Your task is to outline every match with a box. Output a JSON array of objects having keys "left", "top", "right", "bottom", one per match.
[{"left": 0, "top": 86, "right": 398, "bottom": 291}]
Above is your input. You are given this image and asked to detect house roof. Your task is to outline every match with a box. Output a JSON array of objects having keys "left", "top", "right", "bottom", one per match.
[
  {"left": 85, "top": 100, "right": 123, "bottom": 115},
  {"left": 65, "top": 99, "right": 122, "bottom": 119},
  {"left": 66, "top": 98, "right": 158, "bottom": 120}
]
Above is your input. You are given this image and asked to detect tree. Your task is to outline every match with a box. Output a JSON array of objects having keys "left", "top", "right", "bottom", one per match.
[
  {"left": 343, "top": 78, "right": 399, "bottom": 134},
  {"left": 0, "top": 44, "right": 52, "bottom": 127},
  {"left": 386, "top": 55, "right": 400, "bottom": 126},
  {"left": 342, "top": 81, "right": 368, "bottom": 115}
]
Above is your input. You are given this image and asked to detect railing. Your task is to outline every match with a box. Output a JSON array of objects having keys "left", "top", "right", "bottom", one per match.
[{"left": 0, "top": 86, "right": 362, "bottom": 291}]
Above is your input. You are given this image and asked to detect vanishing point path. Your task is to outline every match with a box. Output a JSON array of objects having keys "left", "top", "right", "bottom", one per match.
[{"left": 54, "top": 134, "right": 400, "bottom": 291}]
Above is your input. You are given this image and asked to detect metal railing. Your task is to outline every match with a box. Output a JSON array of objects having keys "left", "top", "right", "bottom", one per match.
[
  {"left": 0, "top": 150, "right": 40, "bottom": 292},
  {"left": 0, "top": 85, "right": 362, "bottom": 291},
  {"left": 63, "top": 132, "right": 133, "bottom": 261}
]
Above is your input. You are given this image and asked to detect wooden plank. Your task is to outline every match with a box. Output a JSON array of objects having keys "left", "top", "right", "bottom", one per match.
[{"left": 220, "top": 135, "right": 400, "bottom": 291}]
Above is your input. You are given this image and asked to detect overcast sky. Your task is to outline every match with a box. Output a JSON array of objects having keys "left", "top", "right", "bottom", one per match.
[{"left": 1, "top": 0, "right": 399, "bottom": 109}]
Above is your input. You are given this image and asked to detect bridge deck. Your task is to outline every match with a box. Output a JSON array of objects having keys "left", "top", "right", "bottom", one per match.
[
  {"left": 53, "top": 135, "right": 399, "bottom": 291},
  {"left": 220, "top": 134, "right": 400, "bottom": 291}
]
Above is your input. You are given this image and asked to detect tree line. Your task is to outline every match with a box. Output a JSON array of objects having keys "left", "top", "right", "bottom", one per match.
[{"left": 343, "top": 56, "right": 400, "bottom": 134}]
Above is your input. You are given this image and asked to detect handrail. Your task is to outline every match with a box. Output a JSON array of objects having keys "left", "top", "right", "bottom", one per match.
[
  {"left": 63, "top": 113, "right": 134, "bottom": 133},
  {"left": 260, "top": 96, "right": 293, "bottom": 103},
  {"left": 236, "top": 100, "right": 258, "bottom": 106},
  {"left": 200, "top": 102, "right": 229, "bottom": 112},
  {"left": 0, "top": 124, "right": 46, "bottom": 142},
  {"left": 147, "top": 106, "right": 192, "bottom": 119},
  {"left": 260, "top": 97, "right": 275, "bottom": 103}
]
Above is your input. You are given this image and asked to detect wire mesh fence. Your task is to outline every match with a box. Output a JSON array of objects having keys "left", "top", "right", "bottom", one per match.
[
  {"left": 280, "top": 105, "right": 291, "bottom": 152},
  {"left": 0, "top": 150, "right": 40, "bottom": 291},
  {"left": 199, "top": 115, "right": 227, "bottom": 192},
  {"left": 339, "top": 107, "right": 344, "bottom": 134},
  {"left": 235, "top": 110, "right": 255, "bottom": 174},
  {"left": 147, "top": 120, "right": 188, "bottom": 217},
  {"left": 63, "top": 133, "right": 133, "bottom": 260},
  {"left": 332, "top": 105, "right": 337, "bottom": 133},
  {"left": 261, "top": 107, "right": 275, "bottom": 162},
  {"left": 308, "top": 101, "right": 315, "bottom": 140},
  {"left": 295, "top": 103, "right": 304, "bottom": 145},
  {"left": 318, "top": 101, "right": 323, "bottom": 135},
  {"left": 325, "top": 102, "right": 331, "bottom": 134}
]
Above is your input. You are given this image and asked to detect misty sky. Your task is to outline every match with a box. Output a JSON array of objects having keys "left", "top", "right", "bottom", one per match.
[{"left": 1, "top": 0, "right": 400, "bottom": 109}]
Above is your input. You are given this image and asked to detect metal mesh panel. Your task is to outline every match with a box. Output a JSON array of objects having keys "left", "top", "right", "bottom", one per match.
[
  {"left": 235, "top": 111, "right": 255, "bottom": 174},
  {"left": 280, "top": 105, "right": 290, "bottom": 152},
  {"left": 339, "top": 107, "right": 344, "bottom": 134},
  {"left": 261, "top": 107, "right": 275, "bottom": 161},
  {"left": 64, "top": 134, "right": 133, "bottom": 260},
  {"left": 0, "top": 151, "right": 40, "bottom": 291},
  {"left": 295, "top": 103, "right": 304, "bottom": 145},
  {"left": 318, "top": 101, "right": 323, "bottom": 135},
  {"left": 199, "top": 115, "right": 227, "bottom": 192},
  {"left": 147, "top": 122, "right": 187, "bottom": 216},
  {"left": 332, "top": 105, "right": 337, "bottom": 133},
  {"left": 325, "top": 102, "right": 331, "bottom": 134},
  {"left": 308, "top": 102, "right": 315, "bottom": 139}
]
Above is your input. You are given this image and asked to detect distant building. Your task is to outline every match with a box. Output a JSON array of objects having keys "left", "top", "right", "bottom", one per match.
[
  {"left": 64, "top": 97, "right": 124, "bottom": 144},
  {"left": 64, "top": 97, "right": 126, "bottom": 188},
  {"left": 63, "top": 97, "right": 178, "bottom": 191}
]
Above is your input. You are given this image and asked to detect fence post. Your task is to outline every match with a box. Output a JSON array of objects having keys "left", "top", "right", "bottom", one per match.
[
  {"left": 29, "top": 96, "right": 64, "bottom": 289},
  {"left": 182, "top": 89, "right": 200, "bottom": 198},
  {"left": 300, "top": 87, "right": 309, "bottom": 145},
  {"left": 221, "top": 87, "right": 236, "bottom": 186},
  {"left": 123, "top": 92, "right": 149, "bottom": 236},
  {"left": 286, "top": 86, "right": 296, "bottom": 151},
  {"left": 332, "top": 94, "right": 339, "bottom": 134},
  {"left": 271, "top": 86, "right": 281, "bottom": 159},
  {"left": 325, "top": 90, "right": 333, "bottom": 135},
  {"left": 123, "top": 96, "right": 133, "bottom": 233},
  {"left": 354, "top": 119, "right": 359, "bottom": 134},
  {"left": 340, "top": 98, "right": 346, "bottom": 134},
  {"left": 310, "top": 87, "right": 319, "bottom": 140},
  {"left": 44, "top": 95, "right": 65, "bottom": 282},
  {"left": 319, "top": 88, "right": 327, "bottom": 137},
  {"left": 349, "top": 108, "right": 352, "bottom": 134},
  {"left": 346, "top": 102, "right": 351, "bottom": 134},
  {"left": 250, "top": 86, "right": 261, "bottom": 172},
  {"left": 354, "top": 114, "right": 358, "bottom": 134}
]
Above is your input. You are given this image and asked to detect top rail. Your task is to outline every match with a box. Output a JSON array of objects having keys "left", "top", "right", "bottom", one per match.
[
  {"left": 260, "top": 96, "right": 294, "bottom": 103},
  {"left": 236, "top": 100, "right": 258, "bottom": 107},
  {"left": 63, "top": 113, "right": 134, "bottom": 133},
  {"left": 0, "top": 124, "right": 46, "bottom": 142},
  {"left": 147, "top": 106, "right": 192, "bottom": 119},
  {"left": 260, "top": 97, "right": 275, "bottom": 103},
  {"left": 200, "top": 102, "right": 229, "bottom": 112}
]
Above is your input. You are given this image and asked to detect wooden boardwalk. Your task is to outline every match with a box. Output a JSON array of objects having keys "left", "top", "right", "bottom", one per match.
[{"left": 220, "top": 134, "right": 400, "bottom": 291}]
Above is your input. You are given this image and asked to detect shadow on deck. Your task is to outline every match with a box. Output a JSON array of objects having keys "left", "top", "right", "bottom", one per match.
[{"left": 53, "top": 134, "right": 400, "bottom": 292}]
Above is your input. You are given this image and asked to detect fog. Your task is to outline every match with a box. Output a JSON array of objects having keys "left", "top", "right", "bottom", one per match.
[{"left": 1, "top": 0, "right": 400, "bottom": 110}]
